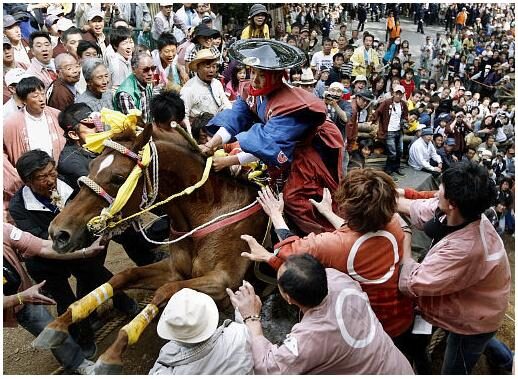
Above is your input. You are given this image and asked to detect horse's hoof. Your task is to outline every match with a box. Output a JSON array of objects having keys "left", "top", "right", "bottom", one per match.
[
  {"left": 93, "top": 360, "right": 123, "bottom": 375},
  {"left": 32, "top": 327, "right": 69, "bottom": 349}
]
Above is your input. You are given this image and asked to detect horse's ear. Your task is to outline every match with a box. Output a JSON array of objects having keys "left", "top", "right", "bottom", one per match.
[{"left": 132, "top": 123, "right": 153, "bottom": 153}]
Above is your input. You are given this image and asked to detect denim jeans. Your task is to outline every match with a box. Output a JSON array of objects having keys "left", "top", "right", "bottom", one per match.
[
  {"left": 16, "top": 304, "right": 85, "bottom": 371},
  {"left": 384, "top": 130, "right": 403, "bottom": 174},
  {"left": 442, "top": 330, "right": 496, "bottom": 374},
  {"left": 484, "top": 337, "right": 514, "bottom": 372}
]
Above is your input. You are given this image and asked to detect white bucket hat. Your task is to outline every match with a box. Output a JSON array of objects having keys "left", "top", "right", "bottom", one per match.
[{"left": 157, "top": 288, "right": 219, "bottom": 344}]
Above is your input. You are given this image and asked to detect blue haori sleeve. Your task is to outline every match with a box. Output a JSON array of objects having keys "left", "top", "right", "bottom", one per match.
[
  {"left": 205, "top": 97, "right": 257, "bottom": 138},
  {"left": 236, "top": 111, "right": 317, "bottom": 167}
]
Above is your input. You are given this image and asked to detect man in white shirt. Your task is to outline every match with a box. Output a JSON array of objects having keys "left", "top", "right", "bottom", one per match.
[
  {"left": 408, "top": 127, "right": 443, "bottom": 174},
  {"left": 174, "top": 3, "right": 197, "bottom": 43},
  {"left": 180, "top": 49, "right": 231, "bottom": 134},
  {"left": 310, "top": 38, "right": 334, "bottom": 76},
  {"left": 3, "top": 15, "right": 31, "bottom": 66}
]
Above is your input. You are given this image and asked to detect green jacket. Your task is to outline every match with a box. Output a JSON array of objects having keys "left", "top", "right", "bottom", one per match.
[{"left": 113, "top": 73, "right": 152, "bottom": 113}]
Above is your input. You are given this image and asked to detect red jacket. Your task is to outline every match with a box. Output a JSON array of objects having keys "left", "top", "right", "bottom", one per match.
[
  {"left": 269, "top": 217, "right": 414, "bottom": 337},
  {"left": 260, "top": 85, "right": 344, "bottom": 234}
]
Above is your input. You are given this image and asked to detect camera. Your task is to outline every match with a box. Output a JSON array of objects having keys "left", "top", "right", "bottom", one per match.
[{"left": 324, "top": 91, "right": 341, "bottom": 101}]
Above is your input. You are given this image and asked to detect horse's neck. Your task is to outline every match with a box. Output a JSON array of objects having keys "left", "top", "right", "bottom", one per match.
[{"left": 154, "top": 137, "right": 256, "bottom": 226}]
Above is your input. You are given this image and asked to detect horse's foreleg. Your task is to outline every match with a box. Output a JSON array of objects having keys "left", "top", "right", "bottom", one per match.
[
  {"left": 95, "top": 270, "right": 235, "bottom": 374},
  {"left": 33, "top": 259, "right": 174, "bottom": 350}
]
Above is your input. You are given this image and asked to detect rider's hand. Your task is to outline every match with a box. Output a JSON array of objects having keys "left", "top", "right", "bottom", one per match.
[
  {"left": 309, "top": 188, "right": 333, "bottom": 216},
  {"left": 257, "top": 187, "right": 284, "bottom": 219},
  {"left": 240, "top": 234, "right": 272, "bottom": 262},
  {"left": 212, "top": 156, "right": 236, "bottom": 172},
  {"left": 199, "top": 144, "right": 214, "bottom": 156}
]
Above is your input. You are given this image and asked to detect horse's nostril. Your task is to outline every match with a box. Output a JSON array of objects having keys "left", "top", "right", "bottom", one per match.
[{"left": 55, "top": 231, "right": 71, "bottom": 246}]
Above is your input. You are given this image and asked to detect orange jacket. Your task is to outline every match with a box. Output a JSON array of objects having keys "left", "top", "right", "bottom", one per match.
[
  {"left": 390, "top": 25, "right": 401, "bottom": 39},
  {"left": 386, "top": 16, "right": 395, "bottom": 30},
  {"left": 269, "top": 217, "right": 414, "bottom": 337},
  {"left": 456, "top": 11, "right": 467, "bottom": 25}
]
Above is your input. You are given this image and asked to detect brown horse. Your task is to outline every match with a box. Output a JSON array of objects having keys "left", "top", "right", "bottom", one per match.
[{"left": 34, "top": 123, "right": 268, "bottom": 373}]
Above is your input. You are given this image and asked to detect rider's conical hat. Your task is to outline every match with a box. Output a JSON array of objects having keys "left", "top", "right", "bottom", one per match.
[{"left": 228, "top": 38, "right": 306, "bottom": 70}]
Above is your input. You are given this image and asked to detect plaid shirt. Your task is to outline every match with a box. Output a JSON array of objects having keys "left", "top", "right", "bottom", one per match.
[
  {"left": 116, "top": 79, "right": 152, "bottom": 124},
  {"left": 185, "top": 44, "right": 221, "bottom": 63}
]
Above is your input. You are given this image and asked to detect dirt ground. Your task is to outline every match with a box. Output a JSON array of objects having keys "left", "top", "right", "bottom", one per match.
[{"left": 3, "top": 235, "right": 515, "bottom": 375}]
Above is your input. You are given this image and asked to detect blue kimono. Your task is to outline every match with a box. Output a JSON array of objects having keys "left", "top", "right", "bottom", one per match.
[{"left": 206, "top": 91, "right": 321, "bottom": 167}]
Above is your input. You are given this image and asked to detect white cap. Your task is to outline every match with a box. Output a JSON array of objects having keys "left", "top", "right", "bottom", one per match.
[
  {"left": 4, "top": 68, "right": 26, "bottom": 86},
  {"left": 86, "top": 8, "right": 105, "bottom": 22},
  {"left": 56, "top": 18, "right": 75, "bottom": 32},
  {"left": 416, "top": 124, "right": 427, "bottom": 131},
  {"left": 329, "top": 81, "right": 345, "bottom": 91},
  {"left": 393, "top": 84, "right": 406, "bottom": 94},
  {"left": 159, "top": 2, "right": 173, "bottom": 6},
  {"left": 47, "top": 5, "right": 64, "bottom": 16}
]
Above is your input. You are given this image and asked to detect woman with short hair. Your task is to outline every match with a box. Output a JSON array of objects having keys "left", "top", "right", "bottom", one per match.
[
  {"left": 75, "top": 58, "right": 112, "bottom": 112},
  {"left": 242, "top": 169, "right": 414, "bottom": 342}
]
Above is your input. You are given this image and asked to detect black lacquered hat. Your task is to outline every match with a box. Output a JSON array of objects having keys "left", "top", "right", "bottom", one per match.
[{"left": 228, "top": 39, "right": 306, "bottom": 70}]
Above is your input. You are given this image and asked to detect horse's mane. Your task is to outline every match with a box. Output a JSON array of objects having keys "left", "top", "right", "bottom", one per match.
[{"left": 111, "top": 128, "right": 138, "bottom": 143}]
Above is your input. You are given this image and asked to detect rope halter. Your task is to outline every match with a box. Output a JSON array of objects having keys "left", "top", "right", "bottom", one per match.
[
  {"left": 77, "top": 176, "right": 114, "bottom": 204},
  {"left": 84, "top": 138, "right": 152, "bottom": 234}
]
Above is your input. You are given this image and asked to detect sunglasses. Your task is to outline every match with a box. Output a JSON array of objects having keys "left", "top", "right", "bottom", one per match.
[
  {"left": 142, "top": 65, "right": 157, "bottom": 73},
  {"left": 80, "top": 118, "right": 97, "bottom": 129}
]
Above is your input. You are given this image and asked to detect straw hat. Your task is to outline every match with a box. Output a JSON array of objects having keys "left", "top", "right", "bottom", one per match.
[
  {"left": 189, "top": 49, "right": 220, "bottom": 71},
  {"left": 157, "top": 288, "right": 219, "bottom": 344},
  {"left": 228, "top": 39, "right": 305, "bottom": 70},
  {"left": 297, "top": 68, "right": 316, "bottom": 85}
]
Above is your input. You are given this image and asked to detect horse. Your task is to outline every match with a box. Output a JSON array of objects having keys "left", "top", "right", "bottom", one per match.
[{"left": 33, "top": 123, "right": 268, "bottom": 373}]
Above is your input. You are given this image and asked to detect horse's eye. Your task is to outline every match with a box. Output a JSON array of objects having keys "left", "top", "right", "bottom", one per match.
[{"left": 112, "top": 174, "right": 126, "bottom": 185}]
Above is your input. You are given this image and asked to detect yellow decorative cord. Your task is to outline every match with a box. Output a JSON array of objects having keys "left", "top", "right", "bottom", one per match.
[
  {"left": 87, "top": 157, "right": 213, "bottom": 233},
  {"left": 69, "top": 283, "right": 113, "bottom": 323},
  {"left": 121, "top": 304, "right": 159, "bottom": 345},
  {"left": 83, "top": 108, "right": 142, "bottom": 153}
]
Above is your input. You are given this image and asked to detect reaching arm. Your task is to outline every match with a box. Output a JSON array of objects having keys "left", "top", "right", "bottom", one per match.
[
  {"left": 3, "top": 281, "right": 56, "bottom": 309},
  {"left": 308, "top": 188, "right": 345, "bottom": 229}
]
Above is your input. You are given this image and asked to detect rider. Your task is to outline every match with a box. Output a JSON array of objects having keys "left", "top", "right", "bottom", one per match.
[{"left": 199, "top": 39, "right": 344, "bottom": 235}]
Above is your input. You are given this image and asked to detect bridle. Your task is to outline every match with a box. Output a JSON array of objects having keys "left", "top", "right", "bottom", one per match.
[{"left": 79, "top": 127, "right": 263, "bottom": 244}]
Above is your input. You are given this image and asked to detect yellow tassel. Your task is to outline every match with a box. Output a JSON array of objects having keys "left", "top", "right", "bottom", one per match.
[
  {"left": 214, "top": 149, "right": 228, "bottom": 158},
  {"left": 69, "top": 283, "right": 113, "bottom": 323},
  {"left": 83, "top": 108, "right": 142, "bottom": 153},
  {"left": 121, "top": 304, "right": 159, "bottom": 345},
  {"left": 248, "top": 170, "right": 263, "bottom": 180}
]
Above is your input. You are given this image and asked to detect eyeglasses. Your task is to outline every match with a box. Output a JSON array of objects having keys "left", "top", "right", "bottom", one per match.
[
  {"left": 59, "top": 63, "right": 81, "bottom": 72},
  {"left": 33, "top": 168, "right": 58, "bottom": 182},
  {"left": 141, "top": 65, "right": 157, "bottom": 73}
]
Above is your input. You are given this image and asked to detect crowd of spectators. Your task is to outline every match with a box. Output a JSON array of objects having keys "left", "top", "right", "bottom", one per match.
[{"left": 2, "top": 2, "right": 515, "bottom": 375}]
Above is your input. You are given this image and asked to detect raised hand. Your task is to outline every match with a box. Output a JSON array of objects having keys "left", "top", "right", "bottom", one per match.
[
  {"left": 240, "top": 234, "right": 272, "bottom": 262},
  {"left": 257, "top": 187, "right": 284, "bottom": 218},
  {"left": 309, "top": 187, "right": 333, "bottom": 216}
]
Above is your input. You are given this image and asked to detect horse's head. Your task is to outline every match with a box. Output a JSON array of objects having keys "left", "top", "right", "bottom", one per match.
[{"left": 49, "top": 124, "right": 153, "bottom": 253}]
